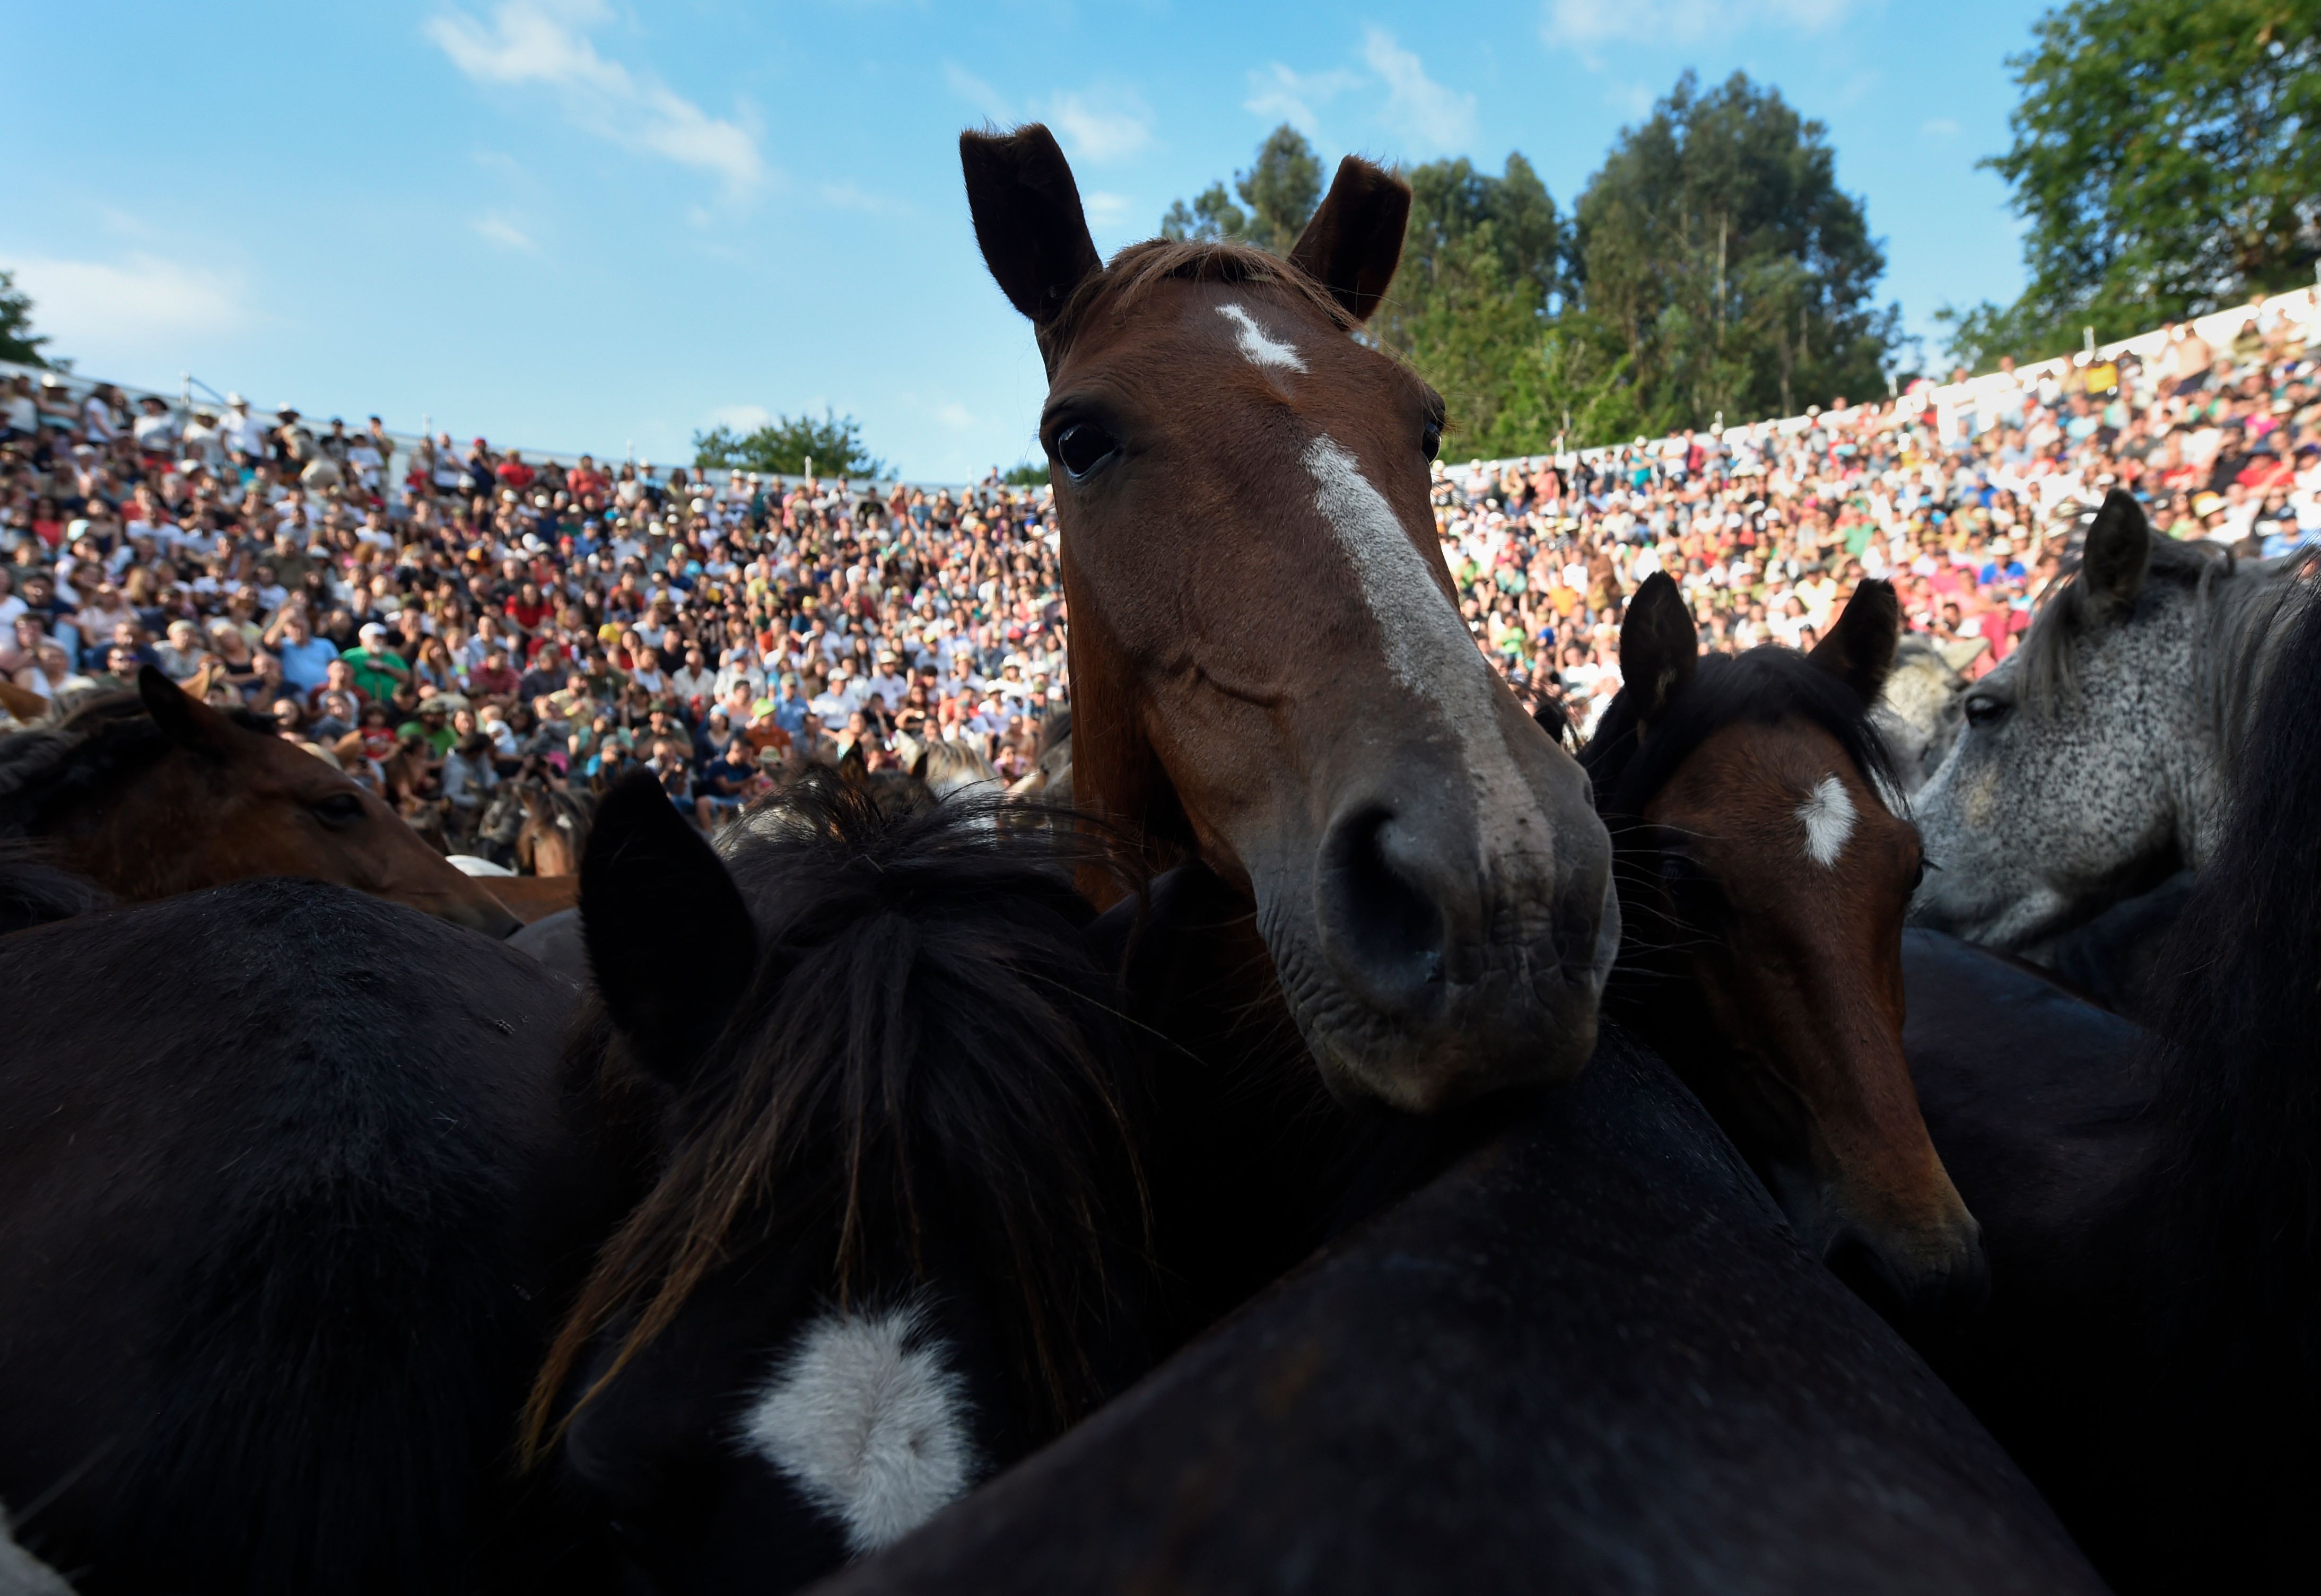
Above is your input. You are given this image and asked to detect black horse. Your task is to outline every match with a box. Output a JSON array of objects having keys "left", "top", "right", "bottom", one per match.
[
  {"left": 0, "top": 880, "right": 613, "bottom": 1595},
  {"left": 812, "top": 1021, "right": 2105, "bottom": 1596},
  {"left": 1898, "top": 579, "right": 2321, "bottom": 1591},
  {"left": 530, "top": 773, "right": 1165, "bottom": 1593}
]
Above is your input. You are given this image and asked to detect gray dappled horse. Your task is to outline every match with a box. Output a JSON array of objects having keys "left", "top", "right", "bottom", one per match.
[{"left": 1910, "top": 489, "right": 2317, "bottom": 956}]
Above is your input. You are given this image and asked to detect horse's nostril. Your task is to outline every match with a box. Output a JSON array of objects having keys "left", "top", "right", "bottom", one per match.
[{"left": 1319, "top": 806, "right": 1447, "bottom": 1011}]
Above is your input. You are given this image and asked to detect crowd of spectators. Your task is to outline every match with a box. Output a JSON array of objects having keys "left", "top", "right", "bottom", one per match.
[
  {"left": 2, "top": 286, "right": 2317, "bottom": 858},
  {"left": 1439, "top": 289, "right": 2321, "bottom": 734},
  {"left": 0, "top": 379, "right": 1068, "bottom": 851}
]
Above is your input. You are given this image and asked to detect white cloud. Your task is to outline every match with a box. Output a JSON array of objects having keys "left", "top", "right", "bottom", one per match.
[
  {"left": 472, "top": 213, "right": 538, "bottom": 251},
  {"left": 1081, "top": 190, "right": 1131, "bottom": 226},
  {"left": 944, "top": 63, "right": 1015, "bottom": 125},
  {"left": 933, "top": 400, "right": 974, "bottom": 430},
  {"left": 1543, "top": 0, "right": 1855, "bottom": 48},
  {"left": 1360, "top": 28, "right": 1477, "bottom": 154},
  {"left": 819, "top": 180, "right": 910, "bottom": 216},
  {"left": 1244, "top": 62, "right": 1360, "bottom": 141},
  {"left": 426, "top": 0, "right": 765, "bottom": 194},
  {"left": 0, "top": 250, "right": 249, "bottom": 364},
  {"left": 1044, "top": 87, "right": 1154, "bottom": 164},
  {"left": 1920, "top": 117, "right": 1959, "bottom": 138},
  {"left": 708, "top": 404, "right": 772, "bottom": 431}
]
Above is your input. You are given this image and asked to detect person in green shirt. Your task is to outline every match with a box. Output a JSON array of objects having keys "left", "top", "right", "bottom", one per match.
[
  {"left": 397, "top": 697, "right": 458, "bottom": 757},
  {"left": 341, "top": 622, "right": 414, "bottom": 704}
]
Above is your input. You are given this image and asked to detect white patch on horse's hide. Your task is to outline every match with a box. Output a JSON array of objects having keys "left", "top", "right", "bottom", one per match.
[
  {"left": 1302, "top": 435, "right": 1545, "bottom": 868},
  {"left": 1796, "top": 775, "right": 1857, "bottom": 868},
  {"left": 737, "top": 1304, "right": 977, "bottom": 1556},
  {"left": 1217, "top": 303, "right": 1307, "bottom": 372}
]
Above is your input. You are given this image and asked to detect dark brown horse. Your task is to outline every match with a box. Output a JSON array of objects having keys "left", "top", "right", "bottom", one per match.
[
  {"left": 1582, "top": 574, "right": 1984, "bottom": 1316},
  {"left": 0, "top": 668, "right": 518, "bottom": 936},
  {"left": 961, "top": 126, "right": 1614, "bottom": 1111}
]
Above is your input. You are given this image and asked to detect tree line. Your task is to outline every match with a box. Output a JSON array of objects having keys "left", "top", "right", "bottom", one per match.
[{"left": 1166, "top": 70, "right": 1899, "bottom": 456}]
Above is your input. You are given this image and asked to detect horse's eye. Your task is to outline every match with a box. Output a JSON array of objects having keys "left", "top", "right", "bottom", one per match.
[
  {"left": 1421, "top": 422, "right": 1443, "bottom": 461},
  {"left": 1053, "top": 423, "right": 1120, "bottom": 482},
  {"left": 1964, "top": 696, "right": 2010, "bottom": 728},
  {"left": 312, "top": 791, "right": 366, "bottom": 826},
  {"left": 1659, "top": 853, "right": 1712, "bottom": 893}
]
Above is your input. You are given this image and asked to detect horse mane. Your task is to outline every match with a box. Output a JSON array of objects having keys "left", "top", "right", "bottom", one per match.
[
  {"left": 525, "top": 779, "right": 1151, "bottom": 1460},
  {"left": 1041, "top": 238, "right": 1352, "bottom": 368},
  {"left": 2137, "top": 576, "right": 2321, "bottom": 1373},
  {"left": 2012, "top": 539, "right": 2319, "bottom": 770},
  {"left": 1580, "top": 644, "right": 1900, "bottom": 825},
  {"left": 0, "top": 688, "right": 275, "bottom": 838}
]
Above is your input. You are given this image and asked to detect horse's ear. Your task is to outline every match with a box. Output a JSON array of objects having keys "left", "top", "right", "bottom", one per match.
[
  {"left": 960, "top": 124, "right": 1102, "bottom": 329},
  {"left": 138, "top": 666, "right": 233, "bottom": 753},
  {"left": 1809, "top": 578, "right": 1901, "bottom": 705},
  {"left": 581, "top": 771, "right": 756, "bottom": 1089},
  {"left": 1619, "top": 572, "right": 1697, "bottom": 727},
  {"left": 2081, "top": 488, "right": 2152, "bottom": 622},
  {"left": 1288, "top": 156, "right": 1411, "bottom": 326},
  {"left": 0, "top": 678, "right": 49, "bottom": 722}
]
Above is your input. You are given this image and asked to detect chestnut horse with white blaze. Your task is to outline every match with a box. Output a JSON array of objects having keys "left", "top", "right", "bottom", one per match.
[{"left": 961, "top": 126, "right": 1615, "bottom": 1110}]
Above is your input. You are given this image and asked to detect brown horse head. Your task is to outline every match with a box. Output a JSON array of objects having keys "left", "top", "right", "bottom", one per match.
[
  {"left": 2, "top": 669, "right": 519, "bottom": 937},
  {"left": 1586, "top": 576, "right": 1983, "bottom": 1316},
  {"left": 961, "top": 125, "right": 1615, "bottom": 1110}
]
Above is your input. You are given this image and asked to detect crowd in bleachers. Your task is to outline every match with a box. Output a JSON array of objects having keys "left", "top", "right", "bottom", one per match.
[
  {"left": 2, "top": 286, "right": 2317, "bottom": 851},
  {"left": 1443, "top": 290, "right": 2321, "bottom": 734}
]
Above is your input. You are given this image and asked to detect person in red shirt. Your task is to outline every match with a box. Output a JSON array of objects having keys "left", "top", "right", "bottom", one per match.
[
  {"left": 504, "top": 580, "right": 552, "bottom": 634},
  {"left": 568, "top": 453, "right": 609, "bottom": 499},
  {"left": 470, "top": 647, "right": 521, "bottom": 706},
  {"left": 494, "top": 449, "right": 537, "bottom": 494}
]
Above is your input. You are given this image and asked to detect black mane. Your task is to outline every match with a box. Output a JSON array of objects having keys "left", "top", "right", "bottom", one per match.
[
  {"left": 1580, "top": 644, "right": 1899, "bottom": 822},
  {"left": 0, "top": 690, "right": 275, "bottom": 836},
  {"left": 2140, "top": 577, "right": 2321, "bottom": 1386}
]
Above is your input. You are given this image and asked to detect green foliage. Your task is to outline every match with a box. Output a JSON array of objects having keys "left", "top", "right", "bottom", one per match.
[
  {"left": 1374, "top": 153, "right": 1574, "bottom": 457},
  {"left": 1574, "top": 70, "right": 1901, "bottom": 436},
  {"left": 1953, "top": 0, "right": 2321, "bottom": 372},
  {"left": 1160, "top": 125, "right": 1322, "bottom": 255},
  {"left": 1154, "top": 76, "right": 1904, "bottom": 453},
  {"left": 0, "top": 270, "right": 50, "bottom": 369},
  {"left": 1002, "top": 460, "right": 1050, "bottom": 487},
  {"left": 693, "top": 408, "right": 886, "bottom": 479}
]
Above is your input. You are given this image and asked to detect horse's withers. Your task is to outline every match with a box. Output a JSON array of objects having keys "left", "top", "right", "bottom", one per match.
[{"left": 961, "top": 127, "right": 1613, "bottom": 1111}]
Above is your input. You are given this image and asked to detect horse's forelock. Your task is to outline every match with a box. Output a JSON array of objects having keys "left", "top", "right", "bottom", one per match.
[{"left": 1041, "top": 238, "right": 1352, "bottom": 370}]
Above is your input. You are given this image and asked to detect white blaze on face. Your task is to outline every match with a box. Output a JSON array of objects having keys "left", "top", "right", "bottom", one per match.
[
  {"left": 1216, "top": 303, "right": 1308, "bottom": 372},
  {"left": 737, "top": 1304, "right": 977, "bottom": 1556},
  {"left": 1796, "top": 774, "right": 1858, "bottom": 868},
  {"left": 1301, "top": 434, "right": 1546, "bottom": 869}
]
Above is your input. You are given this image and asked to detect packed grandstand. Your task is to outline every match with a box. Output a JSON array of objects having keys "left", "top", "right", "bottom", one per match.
[{"left": 3, "top": 285, "right": 2316, "bottom": 854}]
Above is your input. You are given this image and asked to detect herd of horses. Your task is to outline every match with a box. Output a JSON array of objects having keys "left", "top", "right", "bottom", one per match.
[{"left": 0, "top": 126, "right": 2314, "bottom": 1595}]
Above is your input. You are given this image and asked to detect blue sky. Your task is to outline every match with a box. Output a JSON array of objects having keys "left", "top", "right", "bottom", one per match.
[{"left": 8, "top": 1, "right": 2043, "bottom": 479}]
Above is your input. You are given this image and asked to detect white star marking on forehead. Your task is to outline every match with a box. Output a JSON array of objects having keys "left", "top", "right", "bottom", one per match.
[
  {"left": 1216, "top": 303, "right": 1307, "bottom": 372},
  {"left": 1796, "top": 774, "right": 1857, "bottom": 868}
]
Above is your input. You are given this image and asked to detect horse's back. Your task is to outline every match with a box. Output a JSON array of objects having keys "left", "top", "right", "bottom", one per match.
[
  {"left": 819, "top": 1030, "right": 2104, "bottom": 1595},
  {"left": 1902, "top": 927, "right": 2151, "bottom": 1250},
  {"left": 0, "top": 880, "right": 601, "bottom": 1594}
]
